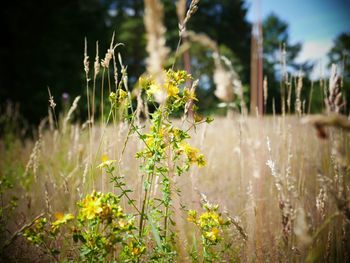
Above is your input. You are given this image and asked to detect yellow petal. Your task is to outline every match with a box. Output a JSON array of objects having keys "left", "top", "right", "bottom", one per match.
[
  {"left": 55, "top": 212, "right": 64, "bottom": 220},
  {"left": 101, "top": 154, "right": 109, "bottom": 163}
]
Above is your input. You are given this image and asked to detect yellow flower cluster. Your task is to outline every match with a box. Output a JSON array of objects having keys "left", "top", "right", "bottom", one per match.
[
  {"left": 79, "top": 191, "right": 123, "bottom": 221},
  {"left": 118, "top": 89, "right": 127, "bottom": 100},
  {"left": 80, "top": 193, "right": 104, "bottom": 220},
  {"left": 139, "top": 125, "right": 206, "bottom": 168},
  {"left": 178, "top": 142, "right": 206, "bottom": 167},
  {"left": 51, "top": 212, "right": 74, "bottom": 233},
  {"left": 183, "top": 87, "right": 198, "bottom": 102},
  {"left": 23, "top": 217, "right": 47, "bottom": 245},
  {"left": 113, "top": 218, "right": 135, "bottom": 232},
  {"left": 204, "top": 227, "right": 219, "bottom": 242},
  {"left": 140, "top": 124, "right": 171, "bottom": 157},
  {"left": 188, "top": 204, "right": 228, "bottom": 244},
  {"left": 109, "top": 89, "right": 127, "bottom": 105},
  {"left": 147, "top": 82, "right": 179, "bottom": 99},
  {"left": 122, "top": 240, "right": 146, "bottom": 259},
  {"left": 140, "top": 69, "right": 192, "bottom": 102}
]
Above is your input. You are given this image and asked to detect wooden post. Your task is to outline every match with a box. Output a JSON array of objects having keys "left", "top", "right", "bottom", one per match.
[{"left": 250, "top": 8, "right": 264, "bottom": 115}]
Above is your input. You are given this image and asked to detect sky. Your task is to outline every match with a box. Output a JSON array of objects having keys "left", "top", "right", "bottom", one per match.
[{"left": 246, "top": 0, "right": 350, "bottom": 77}]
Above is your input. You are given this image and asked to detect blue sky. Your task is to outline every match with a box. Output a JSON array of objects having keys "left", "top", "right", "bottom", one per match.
[{"left": 246, "top": 0, "right": 350, "bottom": 77}]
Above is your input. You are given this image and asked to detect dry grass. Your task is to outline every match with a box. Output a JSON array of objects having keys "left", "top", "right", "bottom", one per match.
[{"left": 1, "top": 112, "right": 349, "bottom": 261}]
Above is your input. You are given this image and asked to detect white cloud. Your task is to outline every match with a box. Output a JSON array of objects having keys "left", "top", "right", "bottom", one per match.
[
  {"left": 297, "top": 40, "right": 333, "bottom": 63},
  {"left": 297, "top": 40, "right": 333, "bottom": 79}
]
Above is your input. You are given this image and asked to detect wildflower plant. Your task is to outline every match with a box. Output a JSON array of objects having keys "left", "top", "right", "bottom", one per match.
[
  {"left": 18, "top": 3, "right": 214, "bottom": 259},
  {"left": 23, "top": 191, "right": 143, "bottom": 262},
  {"left": 106, "top": 68, "right": 210, "bottom": 260},
  {"left": 22, "top": 67, "right": 210, "bottom": 262},
  {"left": 187, "top": 203, "right": 231, "bottom": 262},
  {"left": 75, "top": 191, "right": 140, "bottom": 262},
  {"left": 130, "top": 70, "right": 206, "bottom": 259}
]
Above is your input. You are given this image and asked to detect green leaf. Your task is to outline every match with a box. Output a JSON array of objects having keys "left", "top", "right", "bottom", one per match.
[
  {"left": 205, "top": 116, "right": 214, "bottom": 123},
  {"left": 148, "top": 215, "right": 162, "bottom": 250}
]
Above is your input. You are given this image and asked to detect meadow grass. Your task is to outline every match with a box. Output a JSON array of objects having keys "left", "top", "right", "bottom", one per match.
[{"left": 1, "top": 110, "right": 349, "bottom": 261}]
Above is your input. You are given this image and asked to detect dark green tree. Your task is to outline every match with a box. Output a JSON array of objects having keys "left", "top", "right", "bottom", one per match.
[
  {"left": 328, "top": 32, "right": 350, "bottom": 112},
  {"left": 328, "top": 32, "right": 350, "bottom": 78},
  {"left": 0, "top": 0, "right": 110, "bottom": 124},
  {"left": 263, "top": 13, "right": 312, "bottom": 113},
  {"left": 107, "top": 0, "right": 252, "bottom": 114},
  {"left": 187, "top": 0, "right": 251, "bottom": 83},
  {"left": 0, "top": 0, "right": 252, "bottom": 123},
  {"left": 104, "top": 0, "right": 147, "bottom": 82}
]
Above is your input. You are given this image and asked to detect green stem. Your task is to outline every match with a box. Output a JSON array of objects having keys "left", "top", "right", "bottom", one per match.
[
  {"left": 312, "top": 211, "right": 341, "bottom": 241},
  {"left": 101, "top": 68, "right": 105, "bottom": 124},
  {"left": 164, "top": 205, "right": 169, "bottom": 241},
  {"left": 171, "top": 37, "right": 183, "bottom": 71},
  {"left": 113, "top": 177, "right": 140, "bottom": 214},
  {"left": 93, "top": 106, "right": 114, "bottom": 167},
  {"left": 138, "top": 187, "right": 149, "bottom": 237},
  {"left": 107, "top": 67, "right": 111, "bottom": 95},
  {"left": 1, "top": 212, "right": 45, "bottom": 253}
]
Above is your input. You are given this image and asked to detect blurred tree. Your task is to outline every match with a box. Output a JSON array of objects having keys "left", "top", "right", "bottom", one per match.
[
  {"left": 0, "top": 0, "right": 252, "bottom": 123},
  {"left": 104, "top": 0, "right": 146, "bottom": 82},
  {"left": 328, "top": 32, "right": 350, "bottom": 75},
  {"left": 187, "top": 0, "right": 251, "bottom": 83},
  {"left": 328, "top": 32, "right": 350, "bottom": 112},
  {"left": 0, "top": 0, "right": 109, "bottom": 124},
  {"left": 107, "top": 0, "right": 251, "bottom": 114},
  {"left": 165, "top": 0, "right": 251, "bottom": 113},
  {"left": 263, "top": 13, "right": 312, "bottom": 113}
]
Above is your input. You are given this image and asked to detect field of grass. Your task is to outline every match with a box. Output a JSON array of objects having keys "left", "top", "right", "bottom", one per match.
[{"left": 1, "top": 107, "right": 350, "bottom": 261}]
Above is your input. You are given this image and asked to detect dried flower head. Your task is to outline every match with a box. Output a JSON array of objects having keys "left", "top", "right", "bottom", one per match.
[
  {"left": 94, "top": 41, "right": 100, "bottom": 78},
  {"left": 144, "top": 0, "right": 170, "bottom": 83},
  {"left": 213, "top": 64, "right": 234, "bottom": 102},
  {"left": 84, "top": 37, "right": 90, "bottom": 77}
]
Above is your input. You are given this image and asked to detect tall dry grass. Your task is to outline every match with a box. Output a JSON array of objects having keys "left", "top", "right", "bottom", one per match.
[{"left": 1, "top": 110, "right": 350, "bottom": 261}]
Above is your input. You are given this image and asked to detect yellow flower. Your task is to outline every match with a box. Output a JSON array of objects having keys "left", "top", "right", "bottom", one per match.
[
  {"left": 139, "top": 76, "right": 153, "bottom": 89},
  {"left": 146, "top": 78, "right": 179, "bottom": 99},
  {"left": 97, "top": 154, "right": 116, "bottom": 169},
  {"left": 199, "top": 211, "right": 220, "bottom": 228},
  {"left": 179, "top": 143, "right": 198, "bottom": 162},
  {"left": 187, "top": 210, "right": 197, "bottom": 223},
  {"left": 165, "top": 83, "right": 179, "bottom": 97},
  {"left": 81, "top": 193, "right": 103, "bottom": 220},
  {"left": 130, "top": 243, "right": 145, "bottom": 256},
  {"left": 204, "top": 227, "right": 219, "bottom": 242},
  {"left": 51, "top": 213, "right": 74, "bottom": 232},
  {"left": 166, "top": 69, "right": 191, "bottom": 85},
  {"left": 196, "top": 154, "right": 206, "bottom": 167},
  {"left": 109, "top": 92, "right": 117, "bottom": 103},
  {"left": 178, "top": 143, "right": 206, "bottom": 167},
  {"left": 132, "top": 247, "right": 142, "bottom": 256},
  {"left": 183, "top": 87, "right": 198, "bottom": 102},
  {"left": 101, "top": 154, "right": 108, "bottom": 162},
  {"left": 118, "top": 89, "right": 127, "bottom": 101},
  {"left": 145, "top": 135, "right": 154, "bottom": 148},
  {"left": 146, "top": 83, "right": 161, "bottom": 97}
]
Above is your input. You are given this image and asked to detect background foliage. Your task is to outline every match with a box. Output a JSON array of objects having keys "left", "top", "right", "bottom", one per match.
[{"left": 0, "top": 0, "right": 349, "bottom": 124}]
